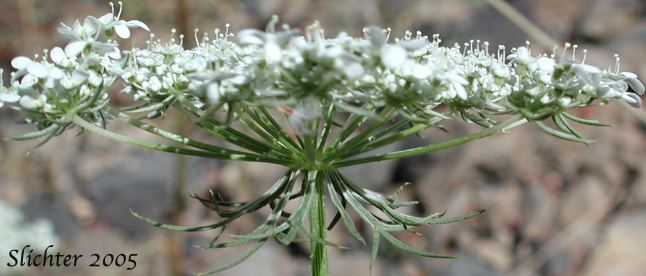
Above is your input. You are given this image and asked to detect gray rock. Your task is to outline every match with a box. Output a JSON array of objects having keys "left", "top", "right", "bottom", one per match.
[{"left": 583, "top": 211, "right": 646, "bottom": 276}]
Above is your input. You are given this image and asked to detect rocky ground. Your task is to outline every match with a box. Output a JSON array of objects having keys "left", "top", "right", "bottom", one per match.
[{"left": 1, "top": 0, "right": 646, "bottom": 275}]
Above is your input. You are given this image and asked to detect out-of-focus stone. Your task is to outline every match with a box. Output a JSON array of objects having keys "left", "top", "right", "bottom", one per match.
[
  {"left": 534, "top": 0, "right": 587, "bottom": 40},
  {"left": 580, "top": 0, "right": 641, "bottom": 40},
  {"left": 438, "top": 252, "right": 503, "bottom": 276},
  {"left": 521, "top": 183, "right": 558, "bottom": 241},
  {"left": 559, "top": 177, "right": 610, "bottom": 225},
  {"left": 583, "top": 211, "right": 646, "bottom": 276}
]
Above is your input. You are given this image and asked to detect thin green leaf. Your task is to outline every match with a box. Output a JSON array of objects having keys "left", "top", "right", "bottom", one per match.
[
  {"left": 387, "top": 182, "right": 411, "bottom": 204},
  {"left": 327, "top": 181, "right": 366, "bottom": 244},
  {"left": 562, "top": 112, "right": 614, "bottom": 127},
  {"left": 334, "top": 101, "right": 380, "bottom": 120},
  {"left": 196, "top": 238, "right": 268, "bottom": 276},
  {"left": 423, "top": 208, "right": 487, "bottom": 225},
  {"left": 123, "top": 102, "right": 166, "bottom": 114},
  {"left": 298, "top": 226, "right": 349, "bottom": 249},
  {"left": 370, "top": 231, "right": 380, "bottom": 274},
  {"left": 130, "top": 209, "right": 221, "bottom": 232},
  {"left": 380, "top": 230, "right": 457, "bottom": 258},
  {"left": 556, "top": 113, "right": 585, "bottom": 140},
  {"left": 277, "top": 176, "right": 315, "bottom": 245},
  {"left": 230, "top": 223, "right": 290, "bottom": 240},
  {"left": 200, "top": 237, "right": 250, "bottom": 249},
  {"left": 7, "top": 124, "right": 60, "bottom": 141},
  {"left": 534, "top": 121, "right": 592, "bottom": 146}
]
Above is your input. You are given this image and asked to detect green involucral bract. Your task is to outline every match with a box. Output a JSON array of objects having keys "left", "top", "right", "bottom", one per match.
[{"left": 2, "top": 3, "right": 643, "bottom": 275}]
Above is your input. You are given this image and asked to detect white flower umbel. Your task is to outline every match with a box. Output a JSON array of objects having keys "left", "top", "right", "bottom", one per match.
[{"left": 1, "top": 4, "right": 644, "bottom": 276}]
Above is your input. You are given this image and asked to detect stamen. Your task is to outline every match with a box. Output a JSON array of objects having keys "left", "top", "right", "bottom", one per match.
[
  {"left": 203, "top": 32, "right": 209, "bottom": 46},
  {"left": 109, "top": 2, "right": 115, "bottom": 16},
  {"left": 614, "top": 54, "right": 620, "bottom": 74},
  {"left": 194, "top": 28, "right": 200, "bottom": 47},
  {"left": 561, "top": 42, "right": 571, "bottom": 59},
  {"left": 498, "top": 45, "right": 506, "bottom": 62},
  {"left": 117, "top": 1, "right": 123, "bottom": 20},
  {"left": 582, "top": 49, "right": 587, "bottom": 64},
  {"left": 147, "top": 33, "right": 155, "bottom": 50},
  {"left": 572, "top": 44, "right": 578, "bottom": 60}
]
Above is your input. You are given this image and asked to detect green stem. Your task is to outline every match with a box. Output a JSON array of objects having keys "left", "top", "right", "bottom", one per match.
[
  {"left": 339, "top": 115, "right": 445, "bottom": 160},
  {"left": 322, "top": 106, "right": 396, "bottom": 163},
  {"left": 71, "top": 115, "right": 292, "bottom": 165},
  {"left": 106, "top": 107, "right": 271, "bottom": 159},
  {"left": 310, "top": 170, "right": 328, "bottom": 276},
  {"left": 333, "top": 115, "right": 526, "bottom": 167},
  {"left": 173, "top": 96, "right": 286, "bottom": 157}
]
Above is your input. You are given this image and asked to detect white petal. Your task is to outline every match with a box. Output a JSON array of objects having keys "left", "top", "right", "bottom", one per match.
[
  {"left": 598, "top": 86, "right": 618, "bottom": 100},
  {"left": 20, "top": 96, "right": 41, "bottom": 109},
  {"left": 365, "top": 26, "right": 386, "bottom": 48},
  {"left": 343, "top": 63, "right": 365, "bottom": 80},
  {"left": 65, "top": 41, "right": 88, "bottom": 57},
  {"left": 619, "top": 72, "right": 637, "bottom": 79},
  {"left": 114, "top": 23, "right": 131, "bottom": 39},
  {"left": 44, "top": 77, "right": 56, "bottom": 89},
  {"left": 536, "top": 57, "right": 555, "bottom": 72},
  {"left": 227, "top": 75, "right": 249, "bottom": 85},
  {"left": 380, "top": 45, "right": 408, "bottom": 69},
  {"left": 88, "top": 71, "right": 103, "bottom": 87},
  {"left": 622, "top": 92, "right": 642, "bottom": 108},
  {"left": 98, "top": 13, "right": 113, "bottom": 25},
  {"left": 26, "top": 62, "right": 49, "bottom": 79},
  {"left": 71, "top": 70, "right": 89, "bottom": 83},
  {"left": 237, "top": 30, "right": 265, "bottom": 45},
  {"left": 453, "top": 83, "right": 468, "bottom": 100},
  {"left": 125, "top": 20, "right": 150, "bottom": 31},
  {"left": 20, "top": 74, "right": 38, "bottom": 88},
  {"left": 323, "top": 46, "right": 344, "bottom": 59},
  {"left": 49, "top": 67, "right": 65, "bottom": 79},
  {"left": 621, "top": 74, "right": 645, "bottom": 95},
  {"left": 0, "top": 93, "right": 20, "bottom": 103},
  {"left": 206, "top": 83, "right": 221, "bottom": 104},
  {"left": 411, "top": 63, "right": 432, "bottom": 79},
  {"left": 50, "top": 47, "right": 66, "bottom": 64},
  {"left": 265, "top": 43, "right": 282, "bottom": 64},
  {"left": 399, "top": 39, "right": 427, "bottom": 51},
  {"left": 11, "top": 56, "right": 32, "bottom": 70},
  {"left": 107, "top": 48, "right": 122, "bottom": 59}
]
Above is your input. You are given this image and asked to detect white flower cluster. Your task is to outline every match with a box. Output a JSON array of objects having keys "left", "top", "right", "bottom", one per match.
[
  {"left": 0, "top": 200, "right": 59, "bottom": 275},
  {"left": 1, "top": 3, "right": 643, "bottom": 139},
  {"left": 0, "top": 2, "right": 149, "bottom": 137}
]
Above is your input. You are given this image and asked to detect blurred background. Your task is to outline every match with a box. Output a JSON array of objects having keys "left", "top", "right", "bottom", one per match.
[{"left": 1, "top": 0, "right": 646, "bottom": 275}]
